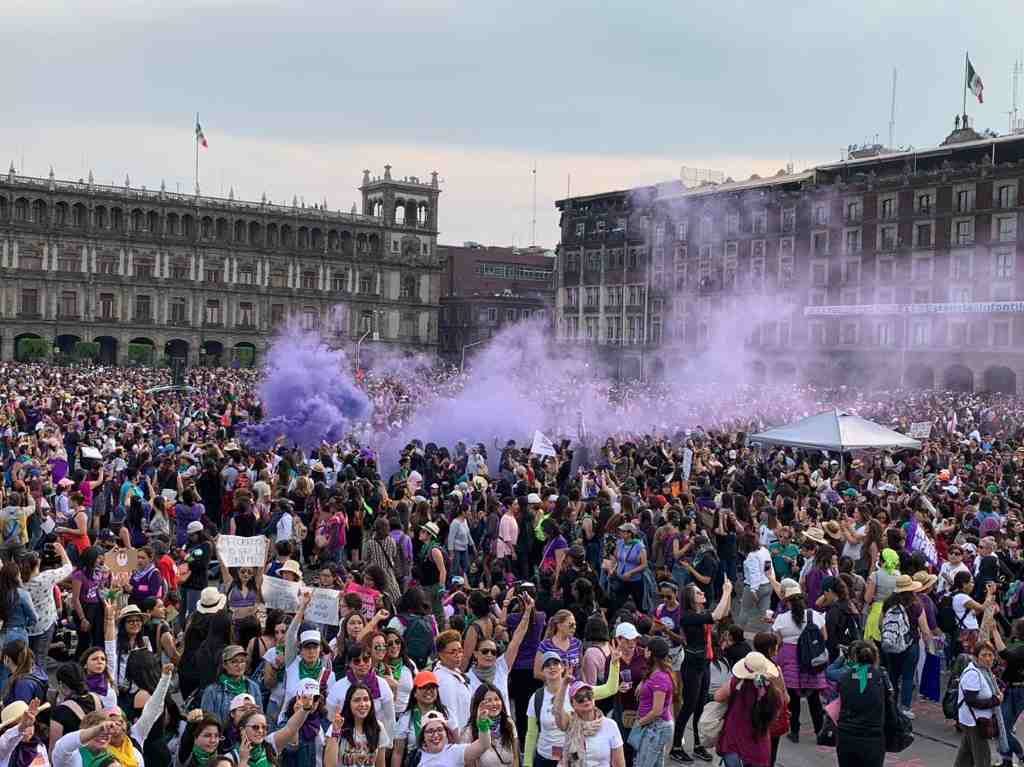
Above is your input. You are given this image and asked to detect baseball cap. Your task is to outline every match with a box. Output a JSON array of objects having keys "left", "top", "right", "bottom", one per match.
[
  {"left": 414, "top": 670, "right": 439, "bottom": 688},
  {"left": 527, "top": 493, "right": 542, "bottom": 505},
  {"left": 299, "top": 629, "right": 322, "bottom": 647},
  {"left": 567, "top": 680, "right": 593, "bottom": 699},
  {"left": 541, "top": 651, "right": 563, "bottom": 667},
  {"left": 186, "top": 521, "right": 204, "bottom": 534},
  {"left": 614, "top": 622, "right": 640, "bottom": 640},
  {"left": 229, "top": 693, "right": 257, "bottom": 712},
  {"left": 221, "top": 645, "right": 246, "bottom": 663}
]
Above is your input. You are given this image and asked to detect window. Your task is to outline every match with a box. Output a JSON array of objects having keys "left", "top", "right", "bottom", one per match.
[
  {"left": 301, "top": 309, "right": 318, "bottom": 331},
  {"left": 204, "top": 300, "right": 221, "bottom": 325},
  {"left": 566, "top": 287, "right": 578, "bottom": 307},
  {"left": 606, "top": 286, "right": 622, "bottom": 306},
  {"left": 912, "top": 257, "right": 933, "bottom": 281},
  {"left": 877, "top": 287, "right": 895, "bottom": 304},
  {"left": 596, "top": 220, "right": 607, "bottom": 234},
  {"left": 20, "top": 289, "right": 38, "bottom": 315},
  {"left": 994, "top": 248, "right": 1015, "bottom": 279},
  {"left": 998, "top": 215, "right": 1017, "bottom": 242},
  {"left": 752, "top": 240, "right": 765, "bottom": 259},
  {"left": 654, "top": 224, "right": 664, "bottom": 245},
  {"left": 915, "top": 223, "right": 932, "bottom": 248},
  {"left": 813, "top": 203, "right": 829, "bottom": 226},
  {"left": 205, "top": 267, "right": 222, "bottom": 284},
  {"left": 810, "top": 322, "right": 826, "bottom": 346},
  {"left": 841, "top": 321, "right": 858, "bottom": 345},
  {"left": 779, "top": 254, "right": 794, "bottom": 286},
  {"left": 842, "top": 260, "right": 861, "bottom": 284},
  {"left": 270, "top": 270, "right": 287, "bottom": 288},
  {"left": 725, "top": 242, "right": 738, "bottom": 259},
  {"left": 726, "top": 213, "right": 739, "bottom": 236},
  {"left": 582, "top": 287, "right": 598, "bottom": 307},
  {"left": 951, "top": 251, "right": 972, "bottom": 280},
  {"left": 270, "top": 304, "right": 285, "bottom": 326},
  {"left": 586, "top": 251, "right": 601, "bottom": 271},
  {"left": 845, "top": 200, "right": 862, "bottom": 221},
  {"left": 391, "top": 239, "right": 400, "bottom": 253},
  {"left": 844, "top": 229, "right": 861, "bottom": 253},
  {"left": 677, "top": 221, "right": 688, "bottom": 240},
  {"left": 575, "top": 222, "right": 585, "bottom": 237},
  {"left": 358, "top": 273, "right": 373, "bottom": 294},
  {"left": 606, "top": 317, "right": 620, "bottom": 342},
  {"left": 880, "top": 197, "right": 896, "bottom": 219},
  {"left": 808, "top": 290, "right": 826, "bottom": 306},
  {"left": 135, "top": 295, "right": 152, "bottom": 322},
  {"left": 811, "top": 263, "right": 827, "bottom": 286},
  {"left": 506, "top": 308, "right": 517, "bottom": 322},
  {"left": 994, "top": 321, "right": 1012, "bottom": 347},
  {"left": 949, "top": 286, "right": 972, "bottom": 303},
  {"left": 359, "top": 311, "right": 374, "bottom": 335},
  {"left": 238, "top": 302, "right": 254, "bottom": 327},
  {"left": 99, "top": 293, "right": 115, "bottom": 320},
  {"left": 876, "top": 321, "right": 895, "bottom": 347},
  {"left": 98, "top": 258, "right": 117, "bottom": 275},
  {"left": 752, "top": 210, "right": 767, "bottom": 234},
  {"left": 59, "top": 291, "right": 77, "bottom": 317},
  {"left": 812, "top": 231, "right": 828, "bottom": 255},
  {"left": 170, "top": 298, "right": 187, "bottom": 324},
  {"left": 949, "top": 322, "right": 969, "bottom": 347},
  {"left": 997, "top": 184, "right": 1018, "bottom": 209},
  {"left": 781, "top": 208, "right": 795, "bottom": 232},
  {"left": 135, "top": 259, "right": 154, "bottom": 278},
  {"left": 400, "top": 275, "right": 417, "bottom": 299},
  {"left": 301, "top": 271, "right": 317, "bottom": 290},
  {"left": 700, "top": 216, "right": 713, "bottom": 240},
  {"left": 876, "top": 259, "right": 894, "bottom": 283},
  {"left": 956, "top": 188, "right": 976, "bottom": 212},
  {"left": 171, "top": 261, "right": 189, "bottom": 280},
  {"left": 916, "top": 193, "right": 932, "bottom": 214},
  {"left": 955, "top": 219, "right": 974, "bottom": 245},
  {"left": 912, "top": 320, "right": 930, "bottom": 347},
  {"left": 239, "top": 268, "right": 255, "bottom": 285},
  {"left": 840, "top": 288, "right": 859, "bottom": 305}
]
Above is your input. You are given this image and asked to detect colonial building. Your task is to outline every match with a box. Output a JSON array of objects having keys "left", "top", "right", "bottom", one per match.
[
  {"left": 555, "top": 121, "right": 1024, "bottom": 393},
  {"left": 0, "top": 164, "right": 443, "bottom": 366},
  {"left": 437, "top": 242, "right": 555, "bottom": 363}
]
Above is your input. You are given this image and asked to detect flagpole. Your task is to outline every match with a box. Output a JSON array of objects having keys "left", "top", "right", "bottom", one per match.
[
  {"left": 958, "top": 52, "right": 966, "bottom": 118},
  {"left": 193, "top": 112, "right": 199, "bottom": 194}
]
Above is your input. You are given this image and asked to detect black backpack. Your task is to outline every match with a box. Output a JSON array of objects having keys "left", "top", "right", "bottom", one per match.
[
  {"left": 402, "top": 614, "right": 436, "bottom": 669},
  {"left": 937, "top": 593, "right": 967, "bottom": 635},
  {"left": 832, "top": 606, "right": 863, "bottom": 648},
  {"left": 796, "top": 610, "right": 828, "bottom": 672}
]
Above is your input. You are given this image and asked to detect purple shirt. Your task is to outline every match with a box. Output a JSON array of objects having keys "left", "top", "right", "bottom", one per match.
[
  {"left": 506, "top": 610, "right": 547, "bottom": 671},
  {"left": 538, "top": 636, "right": 583, "bottom": 678},
  {"left": 637, "top": 669, "right": 675, "bottom": 721},
  {"left": 129, "top": 567, "right": 165, "bottom": 606}
]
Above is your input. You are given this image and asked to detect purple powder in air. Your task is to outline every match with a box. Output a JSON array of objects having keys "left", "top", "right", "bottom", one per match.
[{"left": 241, "top": 326, "right": 371, "bottom": 451}]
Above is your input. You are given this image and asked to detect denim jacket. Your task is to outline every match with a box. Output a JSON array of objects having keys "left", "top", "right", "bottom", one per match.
[{"left": 1, "top": 589, "right": 39, "bottom": 640}]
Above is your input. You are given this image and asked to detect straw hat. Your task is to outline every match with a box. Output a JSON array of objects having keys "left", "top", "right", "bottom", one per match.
[
  {"left": 732, "top": 651, "right": 779, "bottom": 680},
  {"left": 912, "top": 571, "right": 938, "bottom": 591},
  {"left": 802, "top": 527, "right": 827, "bottom": 545},
  {"left": 822, "top": 521, "right": 841, "bottom": 538},
  {"left": 0, "top": 700, "right": 49, "bottom": 731},
  {"left": 893, "top": 574, "right": 923, "bottom": 594},
  {"left": 279, "top": 560, "right": 303, "bottom": 579},
  {"left": 779, "top": 578, "right": 802, "bottom": 600}
]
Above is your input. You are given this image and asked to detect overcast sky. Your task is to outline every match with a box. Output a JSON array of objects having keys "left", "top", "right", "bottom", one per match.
[{"left": 1, "top": 1, "right": 1019, "bottom": 246}]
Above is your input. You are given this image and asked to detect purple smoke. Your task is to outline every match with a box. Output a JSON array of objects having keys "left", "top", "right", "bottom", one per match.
[{"left": 241, "top": 325, "right": 371, "bottom": 451}]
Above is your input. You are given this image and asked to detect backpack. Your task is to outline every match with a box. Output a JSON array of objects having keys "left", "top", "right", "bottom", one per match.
[
  {"left": 936, "top": 593, "right": 959, "bottom": 635},
  {"left": 262, "top": 510, "right": 285, "bottom": 538},
  {"left": 831, "top": 606, "right": 863, "bottom": 648},
  {"left": 402, "top": 614, "right": 436, "bottom": 668},
  {"left": 796, "top": 610, "right": 829, "bottom": 672},
  {"left": 880, "top": 605, "right": 912, "bottom": 654}
]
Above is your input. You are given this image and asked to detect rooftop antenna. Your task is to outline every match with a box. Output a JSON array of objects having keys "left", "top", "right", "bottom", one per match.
[
  {"left": 1011, "top": 55, "right": 1022, "bottom": 133},
  {"left": 531, "top": 162, "right": 537, "bottom": 247},
  {"left": 888, "top": 67, "right": 897, "bottom": 149}
]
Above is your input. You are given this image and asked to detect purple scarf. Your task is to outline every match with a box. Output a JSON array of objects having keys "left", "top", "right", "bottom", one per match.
[
  {"left": 347, "top": 669, "right": 381, "bottom": 699},
  {"left": 86, "top": 672, "right": 109, "bottom": 697},
  {"left": 299, "top": 711, "right": 323, "bottom": 742},
  {"left": 10, "top": 740, "right": 42, "bottom": 767}
]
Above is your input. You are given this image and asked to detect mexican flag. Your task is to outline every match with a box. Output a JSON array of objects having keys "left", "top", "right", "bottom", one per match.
[
  {"left": 967, "top": 56, "right": 984, "bottom": 103},
  {"left": 195, "top": 120, "right": 208, "bottom": 148}
]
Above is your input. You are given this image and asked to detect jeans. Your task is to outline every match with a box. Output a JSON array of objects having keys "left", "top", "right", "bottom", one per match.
[
  {"left": 29, "top": 626, "right": 54, "bottom": 668},
  {"left": 451, "top": 549, "right": 470, "bottom": 579},
  {"left": 738, "top": 582, "right": 773, "bottom": 632},
  {"left": 999, "top": 686, "right": 1024, "bottom": 762},
  {"left": 633, "top": 718, "right": 674, "bottom": 767},
  {"left": 721, "top": 753, "right": 744, "bottom": 767},
  {"left": 883, "top": 641, "right": 920, "bottom": 710},
  {"left": 672, "top": 563, "right": 692, "bottom": 590}
]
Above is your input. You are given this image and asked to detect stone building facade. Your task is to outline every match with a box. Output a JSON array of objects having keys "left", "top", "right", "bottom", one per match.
[
  {"left": 555, "top": 125, "right": 1024, "bottom": 393},
  {"left": 0, "top": 164, "right": 443, "bottom": 367}
]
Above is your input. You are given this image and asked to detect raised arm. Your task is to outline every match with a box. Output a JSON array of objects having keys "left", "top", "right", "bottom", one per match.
[
  {"left": 711, "top": 580, "right": 734, "bottom": 622},
  {"left": 284, "top": 592, "right": 311, "bottom": 667},
  {"left": 552, "top": 672, "right": 571, "bottom": 731},
  {"left": 131, "top": 664, "right": 173, "bottom": 743},
  {"left": 462, "top": 717, "right": 494, "bottom": 763},
  {"left": 503, "top": 595, "right": 535, "bottom": 668},
  {"left": 269, "top": 694, "right": 313, "bottom": 751}
]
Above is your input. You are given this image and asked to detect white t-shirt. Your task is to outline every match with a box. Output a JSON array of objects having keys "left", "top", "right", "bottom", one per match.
[
  {"left": 328, "top": 724, "right": 393, "bottom": 766},
  {"left": 952, "top": 593, "right": 979, "bottom": 630},
  {"left": 841, "top": 525, "right": 865, "bottom": 561},
  {"left": 393, "top": 663, "right": 416, "bottom": 713},
  {"left": 419, "top": 744, "right": 470, "bottom": 767},
  {"left": 276, "top": 512, "right": 294, "bottom": 544},
  {"left": 958, "top": 664, "right": 996, "bottom": 726},
  {"left": 939, "top": 562, "right": 970, "bottom": 595},
  {"left": 528, "top": 687, "right": 572, "bottom": 760},
  {"left": 468, "top": 656, "right": 511, "bottom": 715},
  {"left": 772, "top": 609, "right": 826, "bottom": 645}
]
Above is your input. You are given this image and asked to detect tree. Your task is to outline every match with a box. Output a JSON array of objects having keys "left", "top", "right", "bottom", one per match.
[
  {"left": 16, "top": 338, "right": 49, "bottom": 361},
  {"left": 72, "top": 341, "right": 100, "bottom": 361}
]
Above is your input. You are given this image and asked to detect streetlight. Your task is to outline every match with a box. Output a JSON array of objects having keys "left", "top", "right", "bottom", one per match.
[
  {"left": 460, "top": 339, "right": 487, "bottom": 373},
  {"left": 355, "top": 328, "right": 372, "bottom": 370}
]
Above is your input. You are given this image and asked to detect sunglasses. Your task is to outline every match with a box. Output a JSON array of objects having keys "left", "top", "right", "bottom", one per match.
[
  {"left": 477, "top": 648, "right": 498, "bottom": 656},
  {"left": 246, "top": 724, "right": 268, "bottom": 732},
  {"left": 386, "top": 639, "right": 401, "bottom": 647},
  {"left": 573, "top": 691, "right": 594, "bottom": 703}
]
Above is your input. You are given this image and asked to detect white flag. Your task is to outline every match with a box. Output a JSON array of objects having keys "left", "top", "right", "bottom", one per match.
[{"left": 531, "top": 430, "right": 557, "bottom": 457}]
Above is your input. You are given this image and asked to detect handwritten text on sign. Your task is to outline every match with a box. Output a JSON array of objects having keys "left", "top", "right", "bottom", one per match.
[
  {"left": 217, "top": 535, "right": 268, "bottom": 568},
  {"left": 262, "top": 576, "right": 300, "bottom": 612},
  {"left": 305, "top": 588, "right": 341, "bottom": 626}
]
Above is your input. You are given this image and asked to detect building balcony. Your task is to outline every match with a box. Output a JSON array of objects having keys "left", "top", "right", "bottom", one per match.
[
  {"left": 168, "top": 318, "right": 190, "bottom": 327},
  {"left": 17, "top": 312, "right": 43, "bottom": 320},
  {"left": 582, "top": 304, "right": 600, "bottom": 313}
]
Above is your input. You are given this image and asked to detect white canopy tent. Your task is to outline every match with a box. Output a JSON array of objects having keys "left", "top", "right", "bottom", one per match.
[{"left": 748, "top": 409, "right": 922, "bottom": 452}]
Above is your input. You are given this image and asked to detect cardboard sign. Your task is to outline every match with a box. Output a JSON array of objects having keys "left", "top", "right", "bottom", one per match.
[
  {"left": 161, "top": 489, "right": 178, "bottom": 504},
  {"left": 681, "top": 448, "right": 694, "bottom": 481},
  {"left": 531, "top": 430, "right": 557, "bottom": 458},
  {"left": 262, "top": 575, "right": 300, "bottom": 612},
  {"left": 306, "top": 587, "right": 341, "bottom": 626},
  {"left": 909, "top": 421, "right": 933, "bottom": 439},
  {"left": 344, "top": 583, "right": 381, "bottom": 619},
  {"left": 106, "top": 548, "right": 138, "bottom": 574},
  {"left": 217, "top": 535, "right": 268, "bottom": 568},
  {"left": 80, "top": 446, "right": 102, "bottom": 461}
]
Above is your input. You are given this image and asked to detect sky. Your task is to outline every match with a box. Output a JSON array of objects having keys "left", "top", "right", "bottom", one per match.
[{"left": 1, "top": 0, "right": 1021, "bottom": 246}]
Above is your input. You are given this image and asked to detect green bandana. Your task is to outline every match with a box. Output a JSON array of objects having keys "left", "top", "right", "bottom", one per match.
[
  {"left": 191, "top": 746, "right": 215, "bottom": 766},
  {"left": 248, "top": 744, "right": 272, "bottom": 767},
  {"left": 388, "top": 658, "right": 404, "bottom": 679},
  {"left": 219, "top": 674, "right": 248, "bottom": 697},
  {"left": 847, "top": 662, "right": 871, "bottom": 693},
  {"left": 299, "top": 659, "right": 323, "bottom": 680},
  {"left": 78, "top": 748, "right": 108, "bottom": 767}
]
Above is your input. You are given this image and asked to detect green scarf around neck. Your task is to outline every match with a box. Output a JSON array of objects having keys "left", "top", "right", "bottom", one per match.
[
  {"left": 299, "top": 658, "right": 323, "bottom": 680},
  {"left": 78, "top": 748, "right": 108, "bottom": 767},
  {"left": 219, "top": 674, "right": 248, "bottom": 697},
  {"left": 248, "top": 743, "right": 272, "bottom": 767},
  {"left": 191, "top": 746, "right": 215, "bottom": 767},
  {"left": 847, "top": 661, "right": 871, "bottom": 693}
]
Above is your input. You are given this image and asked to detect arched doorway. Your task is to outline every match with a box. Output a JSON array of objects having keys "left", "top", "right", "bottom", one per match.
[
  {"left": 127, "top": 337, "right": 155, "bottom": 366},
  {"left": 773, "top": 361, "right": 797, "bottom": 383},
  {"left": 944, "top": 364, "right": 974, "bottom": 393},
  {"left": 983, "top": 366, "right": 1017, "bottom": 394},
  {"left": 649, "top": 357, "right": 666, "bottom": 382},
  {"left": 200, "top": 340, "right": 224, "bottom": 366},
  {"left": 905, "top": 364, "right": 935, "bottom": 389},
  {"left": 55, "top": 334, "right": 81, "bottom": 356},
  {"left": 13, "top": 333, "right": 46, "bottom": 362},
  {"left": 232, "top": 342, "right": 256, "bottom": 369},
  {"left": 749, "top": 360, "right": 767, "bottom": 384},
  {"left": 94, "top": 336, "right": 118, "bottom": 365},
  {"left": 165, "top": 338, "right": 190, "bottom": 361}
]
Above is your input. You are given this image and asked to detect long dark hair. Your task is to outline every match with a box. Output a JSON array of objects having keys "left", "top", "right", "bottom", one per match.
[
  {"left": 786, "top": 594, "right": 807, "bottom": 627},
  {"left": 750, "top": 682, "right": 782, "bottom": 736},
  {"left": 468, "top": 682, "right": 517, "bottom": 760},
  {"left": 1, "top": 640, "right": 35, "bottom": 701},
  {"left": 339, "top": 683, "right": 381, "bottom": 752},
  {"left": 0, "top": 562, "right": 21, "bottom": 625}
]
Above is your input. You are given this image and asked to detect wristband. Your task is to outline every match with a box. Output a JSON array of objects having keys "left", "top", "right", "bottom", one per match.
[{"left": 476, "top": 717, "right": 493, "bottom": 732}]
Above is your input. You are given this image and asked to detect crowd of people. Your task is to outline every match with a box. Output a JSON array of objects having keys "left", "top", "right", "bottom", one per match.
[{"left": 1, "top": 358, "right": 1024, "bottom": 767}]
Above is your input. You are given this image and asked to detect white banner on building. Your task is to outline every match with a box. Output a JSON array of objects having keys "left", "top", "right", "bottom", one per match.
[
  {"left": 805, "top": 301, "right": 1024, "bottom": 317},
  {"left": 262, "top": 575, "right": 300, "bottom": 612},
  {"left": 909, "top": 421, "right": 933, "bottom": 439},
  {"left": 217, "top": 535, "right": 268, "bottom": 568}
]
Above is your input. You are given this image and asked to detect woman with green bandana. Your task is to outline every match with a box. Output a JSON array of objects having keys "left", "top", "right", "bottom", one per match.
[
  {"left": 52, "top": 710, "right": 121, "bottom": 767},
  {"left": 229, "top": 690, "right": 317, "bottom": 767},
  {"left": 177, "top": 711, "right": 225, "bottom": 767},
  {"left": 199, "top": 645, "right": 264, "bottom": 725},
  {"left": 826, "top": 641, "right": 887, "bottom": 767},
  {"left": 862, "top": 548, "right": 902, "bottom": 642}
]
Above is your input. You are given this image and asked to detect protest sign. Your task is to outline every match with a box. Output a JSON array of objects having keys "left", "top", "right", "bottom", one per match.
[
  {"left": 306, "top": 587, "right": 341, "bottom": 626},
  {"left": 531, "top": 430, "right": 557, "bottom": 457},
  {"left": 909, "top": 421, "right": 933, "bottom": 439},
  {"left": 106, "top": 548, "right": 138, "bottom": 575},
  {"left": 344, "top": 582, "right": 381, "bottom": 619},
  {"left": 161, "top": 489, "right": 178, "bottom": 504},
  {"left": 262, "top": 575, "right": 300, "bottom": 612},
  {"left": 80, "top": 446, "right": 102, "bottom": 461},
  {"left": 217, "top": 535, "right": 267, "bottom": 568},
  {"left": 681, "top": 448, "right": 694, "bottom": 480}
]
